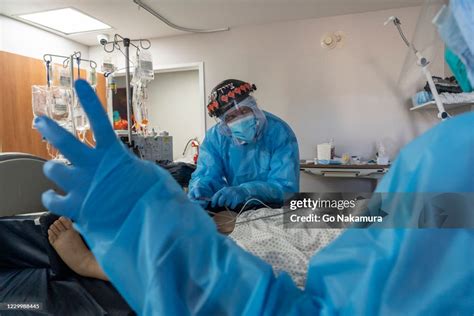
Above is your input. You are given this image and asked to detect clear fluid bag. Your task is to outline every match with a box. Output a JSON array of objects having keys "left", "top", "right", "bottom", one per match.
[
  {"left": 136, "top": 50, "right": 154, "bottom": 81},
  {"left": 32, "top": 85, "right": 72, "bottom": 128}
]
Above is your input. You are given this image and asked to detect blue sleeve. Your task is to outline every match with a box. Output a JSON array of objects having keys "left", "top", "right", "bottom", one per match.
[
  {"left": 305, "top": 228, "right": 474, "bottom": 315},
  {"left": 240, "top": 126, "right": 300, "bottom": 204},
  {"left": 41, "top": 80, "right": 473, "bottom": 315},
  {"left": 74, "top": 147, "right": 324, "bottom": 315},
  {"left": 73, "top": 114, "right": 471, "bottom": 316},
  {"left": 303, "top": 112, "right": 474, "bottom": 314},
  {"left": 188, "top": 128, "right": 227, "bottom": 198},
  {"left": 79, "top": 109, "right": 474, "bottom": 315}
]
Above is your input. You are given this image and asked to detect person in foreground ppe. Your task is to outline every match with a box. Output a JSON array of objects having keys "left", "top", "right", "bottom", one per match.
[
  {"left": 187, "top": 79, "right": 299, "bottom": 209},
  {"left": 433, "top": 0, "right": 474, "bottom": 86},
  {"left": 35, "top": 79, "right": 473, "bottom": 315}
]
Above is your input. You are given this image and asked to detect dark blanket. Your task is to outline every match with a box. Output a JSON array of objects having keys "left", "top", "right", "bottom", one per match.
[
  {"left": 0, "top": 214, "right": 135, "bottom": 316},
  {"left": 157, "top": 161, "right": 196, "bottom": 188}
]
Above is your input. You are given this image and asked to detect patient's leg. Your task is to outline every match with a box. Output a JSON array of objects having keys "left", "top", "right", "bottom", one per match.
[{"left": 48, "top": 217, "right": 108, "bottom": 281}]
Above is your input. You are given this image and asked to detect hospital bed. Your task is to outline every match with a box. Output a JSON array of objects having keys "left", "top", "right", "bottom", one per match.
[
  {"left": 0, "top": 152, "right": 344, "bottom": 310},
  {"left": 226, "top": 193, "right": 375, "bottom": 288},
  {"left": 229, "top": 207, "right": 343, "bottom": 288},
  {"left": 0, "top": 152, "right": 135, "bottom": 315}
]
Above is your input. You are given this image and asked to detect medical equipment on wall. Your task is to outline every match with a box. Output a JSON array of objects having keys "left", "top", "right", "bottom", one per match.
[
  {"left": 131, "top": 133, "right": 173, "bottom": 162},
  {"left": 101, "top": 34, "right": 152, "bottom": 144},
  {"left": 116, "top": 128, "right": 173, "bottom": 163},
  {"left": 385, "top": 15, "right": 449, "bottom": 120}
]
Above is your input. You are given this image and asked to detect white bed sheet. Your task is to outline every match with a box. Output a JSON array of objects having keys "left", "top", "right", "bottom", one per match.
[{"left": 229, "top": 208, "right": 342, "bottom": 288}]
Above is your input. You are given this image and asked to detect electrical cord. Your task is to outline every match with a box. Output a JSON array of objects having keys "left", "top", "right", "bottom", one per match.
[
  {"left": 209, "top": 198, "right": 274, "bottom": 228},
  {"left": 234, "top": 208, "right": 296, "bottom": 226}
]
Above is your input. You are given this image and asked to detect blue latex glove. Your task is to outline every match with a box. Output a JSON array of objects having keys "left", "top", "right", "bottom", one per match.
[
  {"left": 188, "top": 187, "right": 212, "bottom": 208},
  {"left": 34, "top": 79, "right": 170, "bottom": 234},
  {"left": 211, "top": 186, "right": 250, "bottom": 209},
  {"left": 34, "top": 80, "right": 131, "bottom": 217}
]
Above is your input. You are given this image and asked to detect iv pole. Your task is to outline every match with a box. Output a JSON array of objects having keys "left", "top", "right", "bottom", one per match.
[
  {"left": 384, "top": 16, "right": 449, "bottom": 120},
  {"left": 42, "top": 52, "right": 98, "bottom": 136},
  {"left": 101, "top": 34, "right": 151, "bottom": 145}
]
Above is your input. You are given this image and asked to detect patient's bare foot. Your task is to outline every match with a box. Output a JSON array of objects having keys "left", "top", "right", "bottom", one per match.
[{"left": 48, "top": 217, "right": 108, "bottom": 281}]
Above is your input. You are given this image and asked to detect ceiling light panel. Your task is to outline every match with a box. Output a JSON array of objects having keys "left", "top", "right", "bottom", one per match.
[{"left": 18, "top": 8, "right": 111, "bottom": 35}]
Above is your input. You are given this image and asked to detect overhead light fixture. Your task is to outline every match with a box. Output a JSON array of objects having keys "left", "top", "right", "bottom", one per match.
[{"left": 18, "top": 8, "right": 111, "bottom": 35}]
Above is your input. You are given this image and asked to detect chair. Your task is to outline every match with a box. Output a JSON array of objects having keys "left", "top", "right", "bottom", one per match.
[{"left": 0, "top": 153, "right": 55, "bottom": 216}]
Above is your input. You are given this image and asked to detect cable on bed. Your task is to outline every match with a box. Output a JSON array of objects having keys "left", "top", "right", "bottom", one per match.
[{"left": 208, "top": 198, "right": 283, "bottom": 228}]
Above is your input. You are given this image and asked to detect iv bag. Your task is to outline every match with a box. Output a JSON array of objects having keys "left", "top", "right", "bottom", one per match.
[
  {"left": 32, "top": 85, "right": 72, "bottom": 129},
  {"left": 132, "top": 80, "right": 149, "bottom": 129},
  {"left": 101, "top": 56, "right": 115, "bottom": 73},
  {"left": 88, "top": 68, "right": 97, "bottom": 87},
  {"left": 52, "top": 66, "right": 72, "bottom": 87},
  {"left": 73, "top": 98, "right": 90, "bottom": 132},
  {"left": 50, "top": 86, "right": 71, "bottom": 123},
  {"left": 136, "top": 50, "right": 154, "bottom": 81},
  {"left": 131, "top": 50, "right": 154, "bottom": 131},
  {"left": 32, "top": 85, "right": 50, "bottom": 118}
]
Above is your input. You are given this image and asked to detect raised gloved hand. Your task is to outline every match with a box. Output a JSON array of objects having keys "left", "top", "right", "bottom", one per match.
[
  {"left": 188, "top": 187, "right": 213, "bottom": 209},
  {"left": 34, "top": 79, "right": 164, "bottom": 223},
  {"left": 211, "top": 186, "right": 251, "bottom": 209}
]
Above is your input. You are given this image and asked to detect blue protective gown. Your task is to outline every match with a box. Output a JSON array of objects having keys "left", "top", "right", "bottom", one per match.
[
  {"left": 188, "top": 111, "right": 300, "bottom": 204},
  {"left": 51, "top": 115, "right": 474, "bottom": 315},
  {"left": 37, "top": 80, "right": 474, "bottom": 316}
]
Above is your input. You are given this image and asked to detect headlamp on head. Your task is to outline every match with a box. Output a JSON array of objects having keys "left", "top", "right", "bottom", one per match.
[{"left": 207, "top": 79, "right": 257, "bottom": 118}]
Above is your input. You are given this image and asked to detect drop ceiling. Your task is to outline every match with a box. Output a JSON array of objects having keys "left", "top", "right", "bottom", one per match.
[{"left": 0, "top": 0, "right": 423, "bottom": 46}]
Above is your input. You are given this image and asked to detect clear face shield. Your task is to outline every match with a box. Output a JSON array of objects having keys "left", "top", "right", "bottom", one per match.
[{"left": 216, "top": 96, "right": 267, "bottom": 144}]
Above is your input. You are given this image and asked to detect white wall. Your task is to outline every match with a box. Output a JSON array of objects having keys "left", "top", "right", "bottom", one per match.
[
  {"left": 147, "top": 70, "right": 202, "bottom": 160},
  {"left": 0, "top": 16, "right": 89, "bottom": 60},
  {"left": 89, "top": 6, "right": 444, "bottom": 192}
]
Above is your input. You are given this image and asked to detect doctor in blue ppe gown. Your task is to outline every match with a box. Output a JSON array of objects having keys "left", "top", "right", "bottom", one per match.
[
  {"left": 187, "top": 79, "right": 300, "bottom": 209},
  {"left": 35, "top": 7, "right": 474, "bottom": 313}
]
